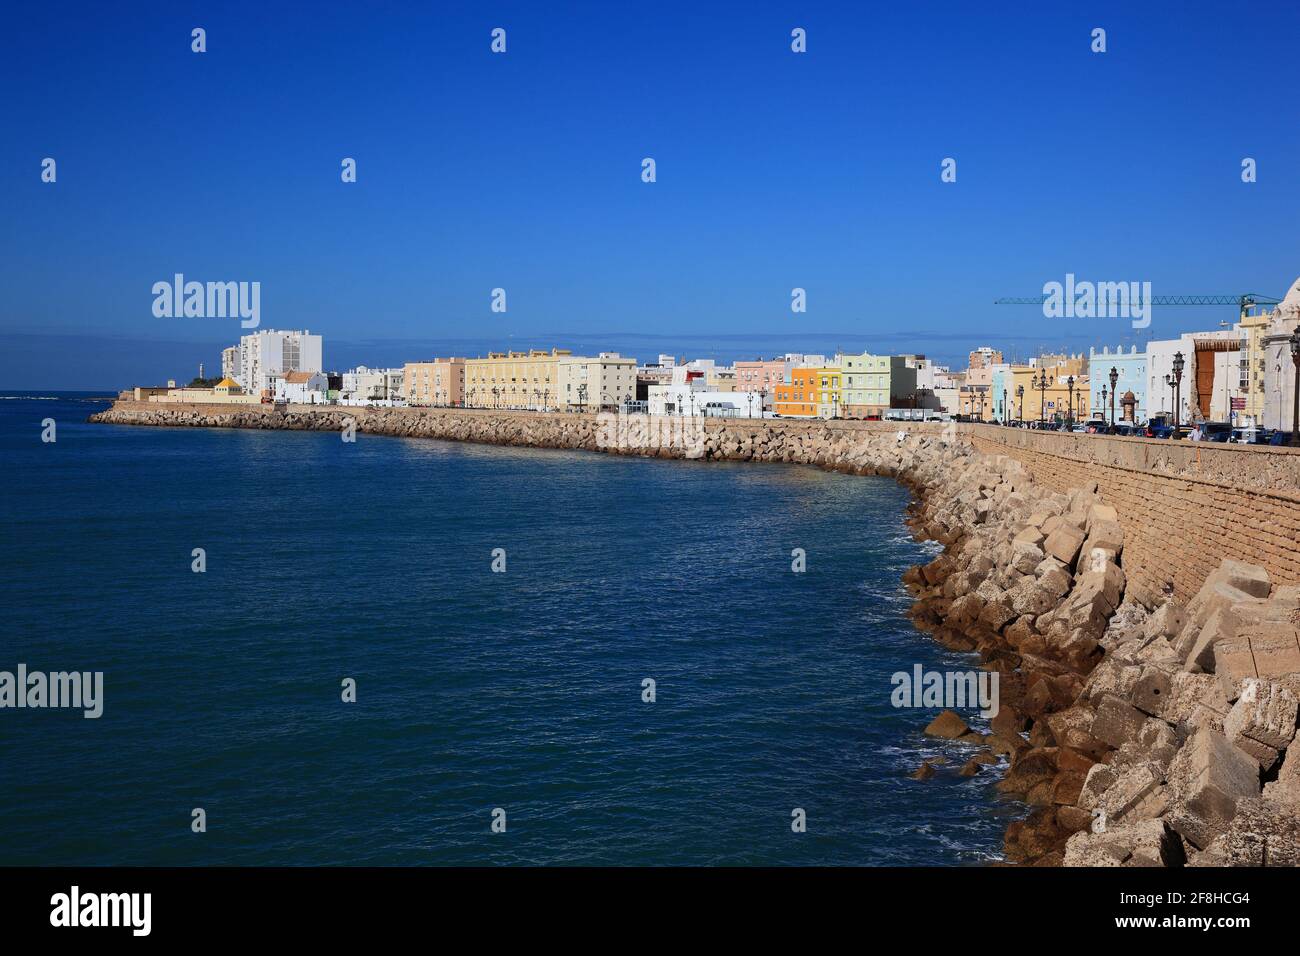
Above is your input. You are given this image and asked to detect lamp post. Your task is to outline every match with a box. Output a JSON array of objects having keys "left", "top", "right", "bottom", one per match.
[
  {"left": 1002, "top": 387, "right": 1008, "bottom": 425},
  {"left": 1016, "top": 384, "right": 1024, "bottom": 424},
  {"left": 1101, "top": 385, "right": 1108, "bottom": 428},
  {"left": 1164, "top": 374, "right": 1173, "bottom": 419},
  {"left": 1066, "top": 375, "right": 1076, "bottom": 428},
  {"left": 1032, "top": 373, "right": 1053, "bottom": 425},
  {"left": 1290, "top": 329, "right": 1300, "bottom": 446},
  {"left": 1108, "top": 366, "right": 1119, "bottom": 425},
  {"left": 1172, "top": 351, "right": 1185, "bottom": 439}
]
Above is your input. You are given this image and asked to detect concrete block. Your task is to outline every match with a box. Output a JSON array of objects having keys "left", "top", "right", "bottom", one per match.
[
  {"left": 1091, "top": 694, "right": 1147, "bottom": 749},
  {"left": 1044, "top": 523, "right": 1087, "bottom": 569},
  {"left": 1223, "top": 679, "right": 1298, "bottom": 770},
  {"left": 1165, "top": 728, "right": 1261, "bottom": 850}
]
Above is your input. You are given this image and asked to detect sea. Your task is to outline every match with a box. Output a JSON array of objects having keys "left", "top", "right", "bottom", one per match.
[{"left": 0, "top": 392, "right": 1021, "bottom": 865}]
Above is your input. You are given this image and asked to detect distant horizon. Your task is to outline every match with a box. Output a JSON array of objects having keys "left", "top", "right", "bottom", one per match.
[{"left": 0, "top": 318, "right": 1245, "bottom": 392}]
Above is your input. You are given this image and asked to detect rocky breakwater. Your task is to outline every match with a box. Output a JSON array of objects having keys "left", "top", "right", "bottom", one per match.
[{"left": 903, "top": 451, "right": 1300, "bottom": 867}]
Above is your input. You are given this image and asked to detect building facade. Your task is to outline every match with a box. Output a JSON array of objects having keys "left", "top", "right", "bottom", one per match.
[
  {"left": 557, "top": 353, "right": 637, "bottom": 410},
  {"left": 1261, "top": 277, "right": 1300, "bottom": 432},
  {"left": 839, "top": 352, "right": 890, "bottom": 418},
  {"left": 734, "top": 359, "right": 790, "bottom": 409},
  {"left": 341, "top": 366, "right": 404, "bottom": 404},
  {"left": 1088, "top": 345, "right": 1147, "bottom": 423},
  {"left": 274, "top": 370, "right": 329, "bottom": 404},
  {"left": 774, "top": 366, "right": 841, "bottom": 418},
  {"left": 403, "top": 358, "right": 466, "bottom": 407},
  {"left": 221, "top": 346, "right": 241, "bottom": 383},
  {"left": 235, "top": 329, "right": 323, "bottom": 397},
  {"left": 1236, "top": 307, "right": 1272, "bottom": 422},
  {"left": 464, "top": 348, "right": 570, "bottom": 409}
]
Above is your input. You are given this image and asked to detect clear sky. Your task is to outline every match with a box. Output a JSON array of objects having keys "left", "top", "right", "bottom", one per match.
[{"left": 3, "top": 0, "right": 1298, "bottom": 388}]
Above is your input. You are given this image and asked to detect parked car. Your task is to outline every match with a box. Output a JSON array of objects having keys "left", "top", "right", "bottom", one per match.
[
  {"left": 1200, "top": 422, "right": 1233, "bottom": 443},
  {"left": 1145, "top": 417, "right": 1175, "bottom": 439}
]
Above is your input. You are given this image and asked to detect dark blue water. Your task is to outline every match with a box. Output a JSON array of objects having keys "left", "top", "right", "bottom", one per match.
[{"left": 0, "top": 393, "right": 1017, "bottom": 865}]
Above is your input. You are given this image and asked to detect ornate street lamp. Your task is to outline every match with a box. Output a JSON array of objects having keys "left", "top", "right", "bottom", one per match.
[
  {"left": 1108, "top": 366, "right": 1119, "bottom": 425},
  {"left": 1031, "top": 373, "right": 1053, "bottom": 425},
  {"left": 1172, "top": 351, "right": 1185, "bottom": 438},
  {"left": 1066, "top": 375, "right": 1076, "bottom": 428},
  {"left": 1016, "top": 384, "right": 1024, "bottom": 423},
  {"left": 1101, "top": 385, "right": 1108, "bottom": 428},
  {"left": 1002, "top": 387, "right": 1008, "bottom": 425},
  {"left": 1290, "top": 329, "right": 1300, "bottom": 446}
]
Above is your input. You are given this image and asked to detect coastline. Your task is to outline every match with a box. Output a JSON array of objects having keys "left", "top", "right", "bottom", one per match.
[{"left": 88, "top": 401, "right": 1300, "bottom": 866}]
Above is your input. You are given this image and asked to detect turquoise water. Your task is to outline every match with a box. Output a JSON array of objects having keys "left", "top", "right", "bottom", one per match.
[{"left": 0, "top": 394, "right": 1017, "bottom": 865}]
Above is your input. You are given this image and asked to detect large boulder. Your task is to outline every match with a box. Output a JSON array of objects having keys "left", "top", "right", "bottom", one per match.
[
  {"left": 1063, "top": 819, "right": 1184, "bottom": 867},
  {"left": 1143, "top": 600, "right": 1187, "bottom": 642},
  {"left": 1043, "top": 523, "right": 1087, "bottom": 569},
  {"left": 1214, "top": 622, "right": 1300, "bottom": 701},
  {"left": 1202, "top": 798, "right": 1300, "bottom": 866},
  {"left": 923, "top": 710, "right": 970, "bottom": 739},
  {"left": 1165, "top": 728, "right": 1261, "bottom": 850},
  {"left": 1090, "top": 694, "right": 1147, "bottom": 750},
  {"left": 1222, "top": 679, "right": 1298, "bottom": 770}
]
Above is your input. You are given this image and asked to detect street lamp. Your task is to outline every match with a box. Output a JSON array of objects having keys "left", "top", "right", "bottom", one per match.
[
  {"left": 1016, "top": 384, "right": 1024, "bottom": 423},
  {"left": 1108, "top": 366, "right": 1119, "bottom": 425},
  {"left": 1172, "top": 351, "right": 1185, "bottom": 439},
  {"left": 1290, "top": 329, "right": 1300, "bottom": 446},
  {"left": 1002, "top": 387, "right": 1008, "bottom": 425},
  {"left": 1031, "top": 372, "right": 1053, "bottom": 425},
  {"left": 1101, "top": 385, "right": 1108, "bottom": 428},
  {"left": 1066, "top": 375, "right": 1076, "bottom": 428}
]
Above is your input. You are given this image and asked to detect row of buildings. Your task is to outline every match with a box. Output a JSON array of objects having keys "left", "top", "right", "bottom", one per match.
[{"left": 134, "top": 275, "right": 1300, "bottom": 429}]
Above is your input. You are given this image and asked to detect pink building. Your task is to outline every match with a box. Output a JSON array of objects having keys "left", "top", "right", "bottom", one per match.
[{"left": 734, "top": 358, "right": 789, "bottom": 409}]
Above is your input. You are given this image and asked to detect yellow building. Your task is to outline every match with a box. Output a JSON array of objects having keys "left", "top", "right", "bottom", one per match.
[
  {"left": 464, "top": 348, "right": 571, "bottom": 409},
  {"left": 1021, "top": 371, "right": 1091, "bottom": 423},
  {"left": 1236, "top": 307, "right": 1271, "bottom": 421},
  {"left": 774, "top": 367, "right": 841, "bottom": 418},
  {"left": 840, "top": 352, "right": 892, "bottom": 418}
]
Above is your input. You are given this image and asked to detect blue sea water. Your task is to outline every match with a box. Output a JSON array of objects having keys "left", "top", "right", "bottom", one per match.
[{"left": 0, "top": 393, "right": 1020, "bottom": 865}]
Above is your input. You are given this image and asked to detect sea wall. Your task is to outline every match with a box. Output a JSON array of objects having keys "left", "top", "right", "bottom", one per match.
[
  {"left": 89, "top": 401, "right": 1300, "bottom": 866},
  {"left": 961, "top": 426, "right": 1300, "bottom": 607}
]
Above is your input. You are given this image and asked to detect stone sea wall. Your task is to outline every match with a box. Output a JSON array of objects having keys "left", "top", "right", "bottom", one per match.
[{"left": 90, "top": 401, "right": 1300, "bottom": 866}]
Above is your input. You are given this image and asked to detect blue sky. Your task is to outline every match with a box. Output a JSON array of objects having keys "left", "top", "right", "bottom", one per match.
[{"left": 2, "top": 0, "right": 1298, "bottom": 388}]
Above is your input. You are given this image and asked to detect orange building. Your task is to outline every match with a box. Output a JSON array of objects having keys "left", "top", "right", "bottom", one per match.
[{"left": 774, "top": 367, "right": 842, "bottom": 418}]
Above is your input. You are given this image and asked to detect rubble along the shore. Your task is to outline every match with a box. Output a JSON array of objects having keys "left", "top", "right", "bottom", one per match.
[{"left": 89, "top": 402, "right": 1300, "bottom": 866}]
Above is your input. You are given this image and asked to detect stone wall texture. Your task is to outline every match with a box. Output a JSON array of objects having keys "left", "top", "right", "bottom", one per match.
[{"left": 960, "top": 427, "right": 1300, "bottom": 607}]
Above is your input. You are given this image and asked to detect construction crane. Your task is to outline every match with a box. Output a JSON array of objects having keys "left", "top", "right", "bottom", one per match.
[{"left": 995, "top": 293, "right": 1280, "bottom": 319}]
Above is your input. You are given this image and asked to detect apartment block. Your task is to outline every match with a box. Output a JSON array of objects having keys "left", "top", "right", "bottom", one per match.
[{"left": 404, "top": 358, "right": 466, "bottom": 407}]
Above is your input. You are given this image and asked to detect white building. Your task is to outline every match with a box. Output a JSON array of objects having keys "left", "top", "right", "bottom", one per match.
[
  {"left": 911, "top": 359, "right": 958, "bottom": 413},
  {"left": 783, "top": 352, "right": 828, "bottom": 368},
  {"left": 1261, "top": 277, "right": 1300, "bottom": 432},
  {"left": 557, "top": 353, "right": 638, "bottom": 410},
  {"left": 1146, "top": 331, "right": 1240, "bottom": 424},
  {"left": 221, "top": 346, "right": 241, "bottom": 383},
  {"left": 273, "top": 371, "right": 329, "bottom": 404},
  {"left": 646, "top": 367, "right": 766, "bottom": 418},
  {"left": 235, "top": 329, "right": 323, "bottom": 397},
  {"left": 341, "top": 366, "right": 404, "bottom": 405}
]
